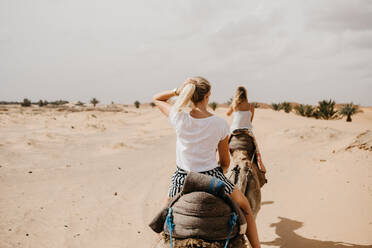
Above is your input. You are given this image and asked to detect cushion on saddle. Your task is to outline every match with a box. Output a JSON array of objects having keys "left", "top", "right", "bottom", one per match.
[{"left": 149, "top": 172, "right": 247, "bottom": 241}]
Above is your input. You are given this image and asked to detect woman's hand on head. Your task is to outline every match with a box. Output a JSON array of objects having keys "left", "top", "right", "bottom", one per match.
[{"left": 177, "top": 78, "right": 197, "bottom": 94}]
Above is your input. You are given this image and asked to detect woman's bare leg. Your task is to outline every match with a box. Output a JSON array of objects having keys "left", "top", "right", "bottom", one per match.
[{"left": 230, "top": 187, "right": 261, "bottom": 248}]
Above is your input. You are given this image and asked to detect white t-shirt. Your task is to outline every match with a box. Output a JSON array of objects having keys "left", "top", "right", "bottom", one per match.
[{"left": 169, "top": 109, "right": 230, "bottom": 172}]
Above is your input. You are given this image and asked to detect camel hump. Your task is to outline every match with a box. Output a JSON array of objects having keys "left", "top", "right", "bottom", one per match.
[
  {"left": 149, "top": 172, "right": 247, "bottom": 241},
  {"left": 229, "top": 130, "right": 255, "bottom": 155}
]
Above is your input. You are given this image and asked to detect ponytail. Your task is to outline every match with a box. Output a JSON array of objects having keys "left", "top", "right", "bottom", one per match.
[
  {"left": 172, "top": 84, "right": 196, "bottom": 112},
  {"left": 232, "top": 86, "right": 247, "bottom": 109}
]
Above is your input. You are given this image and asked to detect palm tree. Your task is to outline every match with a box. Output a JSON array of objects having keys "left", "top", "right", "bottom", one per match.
[
  {"left": 339, "top": 103, "right": 359, "bottom": 122},
  {"left": 209, "top": 102, "right": 218, "bottom": 111},
  {"left": 315, "top": 100, "right": 337, "bottom": 119},
  {"left": 90, "top": 98, "right": 99, "bottom": 107},
  {"left": 134, "top": 100, "right": 140, "bottom": 108}
]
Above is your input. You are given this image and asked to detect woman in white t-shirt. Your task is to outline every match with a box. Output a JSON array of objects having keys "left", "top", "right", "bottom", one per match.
[{"left": 153, "top": 77, "right": 261, "bottom": 248}]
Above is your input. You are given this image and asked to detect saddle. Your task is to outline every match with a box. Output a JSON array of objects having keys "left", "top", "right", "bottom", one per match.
[{"left": 149, "top": 172, "right": 247, "bottom": 241}]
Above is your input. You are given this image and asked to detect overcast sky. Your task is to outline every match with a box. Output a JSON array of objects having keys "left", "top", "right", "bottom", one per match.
[{"left": 1, "top": 0, "right": 371, "bottom": 105}]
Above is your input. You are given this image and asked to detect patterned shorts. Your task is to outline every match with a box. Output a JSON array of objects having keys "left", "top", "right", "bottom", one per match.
[{"left": 168, "top": 166, "right": 235, "bottom": 198}]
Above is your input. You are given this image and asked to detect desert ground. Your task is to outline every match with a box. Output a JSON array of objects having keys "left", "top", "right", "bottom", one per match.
[{"left": 0, "top": 104, "right": 371, "bottom": 248}]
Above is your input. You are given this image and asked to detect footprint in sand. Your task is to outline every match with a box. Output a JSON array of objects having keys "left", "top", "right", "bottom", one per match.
[{"left": 346, "top": 130, "right": 372, "bottom": 151}]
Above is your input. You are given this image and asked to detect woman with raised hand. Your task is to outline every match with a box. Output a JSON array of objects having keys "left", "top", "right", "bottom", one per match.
[{"left": 153, "top": 77, "right": 261, "bottom": 248}]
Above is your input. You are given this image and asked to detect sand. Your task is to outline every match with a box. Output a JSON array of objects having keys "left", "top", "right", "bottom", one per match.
[{"left": 0, "top": 104, "right": 371, "bottom": 248}]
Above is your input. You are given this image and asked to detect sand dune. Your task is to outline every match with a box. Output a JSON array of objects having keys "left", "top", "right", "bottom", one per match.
[{"left": 0, "top": 105, "right": 371, "bottom": 247}]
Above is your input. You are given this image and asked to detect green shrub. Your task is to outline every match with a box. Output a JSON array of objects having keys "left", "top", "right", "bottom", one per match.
[
  {"left": 21, "top": 98, "right": 31, "bottom": 107},
  {"left": 134, "top": 100, "right": 140, "bottom": 108},
  {"left": 281, "top": 102, "right": 292, "bottom": 113},
  {"left": 295, "top": 104, "right": 315, "bottom": 117},
  {"left": 37, "top": 100, "right": 48, "bottom": 107},
  {"left": 76, "top": 101, "right": 85, "bottom": 106},
  {"left": 150, "top": 102, "right": 156, "bottom": 107},
  {"left": 315, "top": 100, "right": 337, "bottom": 119},
  {"left": 209, "top": 102, "right": 218, "bottom": 111},
  {"left": 50, "top": 100, "right": 68, "bottom": 105},
  {"left": 339, "top": 103, "right": 359, "bottom": 122},
  {"left": 271, "top": 103, "right": 281, "bottom": 111}
]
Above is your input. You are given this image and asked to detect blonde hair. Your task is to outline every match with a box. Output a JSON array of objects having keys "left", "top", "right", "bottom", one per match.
[
  {"left": 172, "top": 77, "right": 211, "bottom": 112},
  {"left": 232, "top": 86, "right": 248, "bottom": 109}
]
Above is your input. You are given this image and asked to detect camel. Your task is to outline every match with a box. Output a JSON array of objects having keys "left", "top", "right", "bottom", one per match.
[
  {"left": 154, "top": 130, "right": 264, "bottom": 248},
  {"left": 227, "top": 129, "right": 265, "bottom": 218}
]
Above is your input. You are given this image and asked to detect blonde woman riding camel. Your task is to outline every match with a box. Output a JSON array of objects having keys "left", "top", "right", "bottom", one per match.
[
  {"left": 153, "top": 77, "right": 261, "bottom": 248},
  {"left": 227, "top": 86, "right": 266, "bottom": 173}
]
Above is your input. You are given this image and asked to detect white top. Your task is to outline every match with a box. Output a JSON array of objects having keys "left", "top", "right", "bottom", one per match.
[
  {"left": 169, "top": 109, "right": 230, "bottom": 172},
  {"left": 230, "top": 110, "right": 253, "bottom": 133}
]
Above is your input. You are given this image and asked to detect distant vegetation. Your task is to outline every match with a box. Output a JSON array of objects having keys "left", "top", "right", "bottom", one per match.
[
  {"left": 252, "top": 102, "right": 260, "bottom": 108},
  {"left": 0, "top": 101, "right": 21, "bottom": 105},
  {"left": 90, "top": 98, "right": 99, "bottom": 107},
  {"left": 21, "top": 98, "right": 31, "bottom": 107},
  {"left": 209, "top": 102, "right": 218, "bottom": 111},
  {"left": 294, "top": 104, "right": 314, "bottom": 117},
  {"left": 339, "top": 103, "right": 359, "bottom": 122},
  {"left": 49, "top": 100, "right": 69, "bottom": 105},
  {"left": 271, "top": 102, "right": 292, "bottom": 113},
  {"left": 281, "top": 102, "right": 292, "bottom": 113},
  {"left": 150, "top": 102, "right": 156, "bottom": 107},
  {"left": 271, "top": 99, "right": 361, "bottom": 122},
  {"left": 38, "top": 100, "right": 48, "bottom": 107},
  {"left": 134, "top": 100, "right": 140, "bottom": 108},
  {"left": 271, "top": 103, "right": 281, "bottom": 111},
  {"left": 315, "top": 100, "right": 337, "bottom": 120},
  {"left": 75, "top": 101, "right": 85, "bottom": 106},
  {"left": 0, "top": 99, "right": 68, "bottom": 106}
]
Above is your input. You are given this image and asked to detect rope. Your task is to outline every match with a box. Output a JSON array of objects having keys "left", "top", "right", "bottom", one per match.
[
  {"left": 166, "top": 208, "right": 175, "bottom": 248},
  {"left": 224, "top": 212, "right": 238, "bottom": 248}
]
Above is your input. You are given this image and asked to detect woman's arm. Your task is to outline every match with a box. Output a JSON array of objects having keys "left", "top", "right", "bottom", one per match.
[
  {"left": 226, "top": 106, "right": 233, "bottom": 116},
  {"left": 152, "top": 89, "right": 179, "bottom": 117},
  {"left": 250, "top": 103, "right": 255, "bottom": 122},
  {"left": 217, "top": 136, "right": 230, "bottom": 174},
  {"left": 153, "top": 79, "right": 195, "bottom": 117}
]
